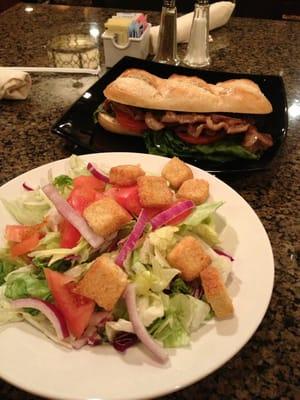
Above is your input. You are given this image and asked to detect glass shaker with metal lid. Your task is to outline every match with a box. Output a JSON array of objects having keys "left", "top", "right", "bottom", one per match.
[
  {"left": 183, "top": 0, "right": 210, "bottom": 67},
  {"left": 153, "top": 0, "right": 180, "bottom": 65}
]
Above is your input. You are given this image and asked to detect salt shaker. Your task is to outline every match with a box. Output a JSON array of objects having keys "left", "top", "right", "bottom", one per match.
[
  {"left": 153, "top": 0, "right": 180, "bottom": 65},
  {"left": 183, "top": 0, "right": 210, "bottom": 68}
]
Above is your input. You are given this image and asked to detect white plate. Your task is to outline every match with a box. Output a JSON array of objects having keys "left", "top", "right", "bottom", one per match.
[{"left": 0, "top": 153, "right": 274, "bottom": 400}]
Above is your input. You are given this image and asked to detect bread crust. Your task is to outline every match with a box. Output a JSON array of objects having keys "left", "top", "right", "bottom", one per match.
[
  {"left": 97, "top": 112, "right": 142, "bottom": 136},
  {"left": 103, "top": 69, "right": 273, "bottom": 114}
]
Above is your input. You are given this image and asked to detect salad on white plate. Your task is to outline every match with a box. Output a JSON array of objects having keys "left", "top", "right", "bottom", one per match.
[{"left": 0, "top": 154, "right": 235, "bottom": 363}]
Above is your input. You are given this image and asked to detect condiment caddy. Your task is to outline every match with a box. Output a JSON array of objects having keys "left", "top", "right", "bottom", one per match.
[{"left": 102, "top": 13, "right": 151, "bottom": 68}]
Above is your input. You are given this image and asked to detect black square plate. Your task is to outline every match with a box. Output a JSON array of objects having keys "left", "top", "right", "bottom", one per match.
[{"left": 52, "top": 56, "right": 288, "bottom": 174}]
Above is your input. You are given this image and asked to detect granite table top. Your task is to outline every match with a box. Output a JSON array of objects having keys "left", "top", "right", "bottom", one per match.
[{"left": 0, "top": 3, "right": 299, "bottom": 400}]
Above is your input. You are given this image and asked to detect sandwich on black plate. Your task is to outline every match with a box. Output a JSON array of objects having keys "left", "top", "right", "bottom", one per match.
[{"left": 97, "top": 69, "right": 274, "bottom": 163}]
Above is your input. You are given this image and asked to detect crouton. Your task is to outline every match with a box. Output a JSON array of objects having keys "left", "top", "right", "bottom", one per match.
[
  {"left": 76, "top": 254, "right": 128, "bottom": 311},
  {"left": 109, "top": 164, "right": 145, "bottom": 187},
  {"left": 167, "top": 236, "right": 211, "bottom": 281},
  {"left": 137, "top": 175, "right": 173, "bottom": 208},
  {"left": 83, "top": 197, "right": 132, "bottom": 237},
  {"left": 200, "top": 265, "right": 234, "bottom": 319},
  {"left": 177, "top": 178, "right": 209, "bottom": 205},
  {"left": 161, "top": 157, "right": 193, "bottom": 189}
]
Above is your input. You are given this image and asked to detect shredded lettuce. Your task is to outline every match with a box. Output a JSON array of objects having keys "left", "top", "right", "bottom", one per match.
[
  {"left": 68, "top": 155, "right": 90, "bottom": 178},
  {"left": 36, "top": 232, "right": 61, "bottom": 251},
  {"left": 169, "top": 277, "right": 192, "bottom": 295},
  {"left": 1, "top": 189, "right": 51, "bottom": 225},
  {"left": 137, "top": 292, "right": 165, "bottom": 327},
  {"left": 105, "top": 318, "right": 134, "bottom": 342},
  {"left": 149, "top": 294, "right": 210, "bottom": 347},
  {"left": 180, "top": 202, "right": 223, "bottom": 228},
  {"left": 0, "top": 250, "right": 26, "bottom": 285},
  {"left": 29, "top": 237, "right": 91, "bottom": 266},
  {"left": 4, "top": 268, "right": 51, "bottom": 301},
  {"left": 0, "top": 285, "right": 24, "bottom": 324}
]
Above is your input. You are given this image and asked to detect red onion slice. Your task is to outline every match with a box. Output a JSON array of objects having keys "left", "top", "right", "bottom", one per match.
[
  {"left": 87, "top": 162, "right": 109, "bottom": 183},
  {"left": 115, "top": 209, "right": 148, "bottom": 267},
  {"left": 213, "top": 247, "right": 234, "bottom": 261},
  {"left": 11, "top": 298, "right": 69, "bottom": 340},
  {"left": 150, "top": 200, "right": 195, "bottom": 230},
  {"left": 22, "top": 182, "right": 34, "bottom": 191},
  {"left": 42, "top": 184, "right": 104, "bottom": 249},
  {"left": 124, "top": 284, "right": 168, "bottom": 363}
]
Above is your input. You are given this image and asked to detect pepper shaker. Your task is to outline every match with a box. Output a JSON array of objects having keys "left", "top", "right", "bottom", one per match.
[
  {"left": 183, "top": 0, "right": 210, "bottom": 68},
  {"left": 153, "top": 0, "right": 180, "bottom": 65}
]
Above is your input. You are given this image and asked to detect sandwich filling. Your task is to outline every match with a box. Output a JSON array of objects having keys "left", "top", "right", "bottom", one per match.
[{"left": 102, "top": 100, "right": 273, "bottom": 154}]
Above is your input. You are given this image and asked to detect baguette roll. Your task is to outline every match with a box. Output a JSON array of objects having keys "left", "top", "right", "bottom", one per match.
[{"left": 103, "top": 69, "right": 273, "bottom": 114}]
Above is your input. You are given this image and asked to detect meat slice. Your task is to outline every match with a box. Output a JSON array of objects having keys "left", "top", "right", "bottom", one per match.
[
  {"left": 206, "top": 116, "right": 228, "bottom": 132},
  {"left": 242, "top": 127, "right": 273, "bottom": 152},
  {"left": 161, "top": 111, "right": 207, "bottom": 124},
  {"left": 187, "top": 123, "right": 206, "bottom": 137},
  {"left": 145, "top": 112, "right": 165, "bottom": 131}
]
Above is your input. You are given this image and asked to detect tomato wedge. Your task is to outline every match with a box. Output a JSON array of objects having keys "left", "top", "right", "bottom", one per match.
[
  {"left": 177, "top": 131, "right": 225, "bottom": 145},
  {"left": 106, "top": 186, "right": 142, "bottom": 216},
  {"left": 6, "top": 221, "right": 45, "bottom": 243},
  {"left": 116, "top": 111, "right": 147, "bottom": 134},
  {"left": 6, "top": 225, "right": 36, "bottom": 243},
  {"left": 59, "top": 186, "right": 98, "bottom": 248},
  {"left": 10, "top": 231, "right": 40, "bottom": 257},
  {"left": 44, "top": 269, "right": 95, "bottom": 338},
  {"left": 67, "top": 186, "right": 97, "bottom": 215},
  {"left": 60, "top": 220, "right": 81, "bottom": 249},
  {"left": 73, "top": 175, "right": 105, "bottom": 192}
]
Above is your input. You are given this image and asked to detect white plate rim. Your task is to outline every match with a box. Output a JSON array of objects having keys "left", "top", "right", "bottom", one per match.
[{"left": 0, "top": 152, "right": 274, "bottom": 400}]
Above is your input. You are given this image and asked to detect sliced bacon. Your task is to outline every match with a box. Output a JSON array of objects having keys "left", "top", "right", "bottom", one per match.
[
  {"left": 161, "top": 111, "right": 207, "bottom": 124},
  {"left": 187, "top": 123, "right": 206, "bottom": 137},
  {"left": 227, "top": 124, "right": 250, "bottom": 134}
]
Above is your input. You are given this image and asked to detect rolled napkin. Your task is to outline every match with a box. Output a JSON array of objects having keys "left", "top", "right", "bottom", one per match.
[
  {"left": 0, "top": 70, "right": 32, "bottom": 100},
  {"left": 150, "top": 1, "right": 235, "bottom": 54}
]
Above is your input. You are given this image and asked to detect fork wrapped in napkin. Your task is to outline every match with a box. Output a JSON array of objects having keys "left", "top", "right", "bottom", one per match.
[{"left": 0, "top": 70, "right": 32, "bottom": 100}]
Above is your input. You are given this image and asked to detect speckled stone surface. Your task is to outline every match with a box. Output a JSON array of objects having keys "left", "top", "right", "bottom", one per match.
[{"left": 0, "top": 3, "right": 299, "bottom": 400}]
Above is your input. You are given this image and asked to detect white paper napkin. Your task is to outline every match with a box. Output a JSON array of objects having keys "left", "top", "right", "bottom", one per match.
[
  {"left": 150, "top": 1, "right": 235, "bottom": 54},
  {"left": 0, "top": 70, "right": 32, "bottom": 100}
]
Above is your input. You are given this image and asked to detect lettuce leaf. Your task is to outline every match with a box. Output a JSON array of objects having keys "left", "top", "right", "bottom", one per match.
[
  {"left": 0, "top": 285, "right": 24, "bottom": 324},
  {"left": 148, "top": 294, "right": 210, "bottom": 347},
  {"left": 4, "top": 268, "right": 51, "bottom": 301},
  {"left": 137, "top": 292, "right": 165, "bottom": 327},
  {"left": 0, "top": 250, "right": 26, "bottom": 285},
  {"left": 144, "top": 130, "right": 259, "bottom": 163},
  {"left": 1, "top": 189, "right": 51, "bottom": 225},
  {"left": 29, "top": 237, "right": 91, "bottom": 266},
  {"left": 105, "top": 318, "right": 134, "bottom": 342},
  {"left": 68, "top": 155, "right": 90, "bottom": 178},
  {"left": 180, "top": 202, "right": 223, "bottom": 228}
]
